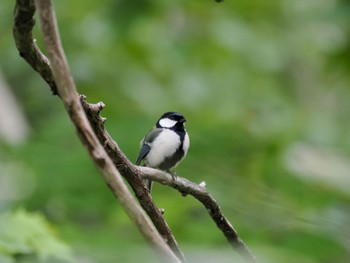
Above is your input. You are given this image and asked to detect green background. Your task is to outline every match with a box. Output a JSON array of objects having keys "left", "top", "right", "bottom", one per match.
[{"left": 1, "top": 0, "right": 350, "bottom": 262}]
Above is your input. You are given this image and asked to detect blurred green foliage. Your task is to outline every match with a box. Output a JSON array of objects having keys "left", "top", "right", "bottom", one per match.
[
  {"left": 0, "top": 209, "right": 73, "bottom": 263},
  {"left": 1, "top": 0, "right": 350, "bottom": 262}
]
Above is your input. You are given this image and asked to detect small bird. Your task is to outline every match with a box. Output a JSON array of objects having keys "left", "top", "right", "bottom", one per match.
[{"left": 136, "top": 112, "right": 190, "bottom": 192}]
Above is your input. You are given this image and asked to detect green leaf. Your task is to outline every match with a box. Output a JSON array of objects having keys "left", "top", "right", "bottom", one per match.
[{"left": 0, "top": 209, "right": 73, "bottom": 262}]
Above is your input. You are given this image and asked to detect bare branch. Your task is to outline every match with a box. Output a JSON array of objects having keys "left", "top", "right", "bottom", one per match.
[
  {"left": 82, "top": 98, "right": 256, "bottom": 263},
  {"left": 139, "top": 167, "right": 257, "bottom": 263},
  {"left": 13, "top": 0, "right": 57, "bottom": 95},
  {"left": 81, "top": 97, "right": 186, "bottom": 262},
  {"left": 32, "top": 0, "right": 181, "bottom": 262},
  {"left": 12, "top": 1, "right": 186, "bottom": 262},
  {"left": 13, "top": 0, "right": 256, "bottom": 262}
]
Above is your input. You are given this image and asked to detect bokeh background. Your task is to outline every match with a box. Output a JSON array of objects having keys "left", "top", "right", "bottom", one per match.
[{"left": 1, "top": 0, "right": 350, "bottom": 262}]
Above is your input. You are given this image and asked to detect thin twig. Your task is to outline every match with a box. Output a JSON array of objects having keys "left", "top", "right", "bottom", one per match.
[
  {"left": 12, "top": 0, "right": 186, "bottom": 261},
  {"left": 81, "top": 98, "right": 256, "bottom": 263},
  {"left": 13, "top": 0, "right": 57, "bottom": 95},
  {"left": 80, "top": 97, "right": 186, "bottom": 262},
  {"left": 139, "top": 167, "right": 257, "bottom": 263},
  {"left": 32, "top": 0, "right": 181, "bottom": 262},
  {"left": 13, "top": 0, "right": 256, "bottom": 262}
]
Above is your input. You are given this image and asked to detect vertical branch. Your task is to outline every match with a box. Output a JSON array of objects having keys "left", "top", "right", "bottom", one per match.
[
  {"left": 33, "top": 0, "right": 181, "bottom": 262},
  {"left": 13, "top": 0, "right": 57, "bottom": 95}
]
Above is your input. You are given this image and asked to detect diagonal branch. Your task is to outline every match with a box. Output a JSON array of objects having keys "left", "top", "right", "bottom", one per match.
[
  {"left": 82, "top": 98, "right": 256, "bottom": 263},
  {"left": 13, "top": 1, "right": 186, "bottom": 262},
  {"left": 30, "top": 0, "right": 181, "bottom": 262},
  {"left": 13, "top": 0, "right": 256, "bottom": 263},
  {"left": 81, "top": 97, "right": 186, "bottom": 261},
  {"left": 139, "top": 167, "right": 257, "bottom": 263}
]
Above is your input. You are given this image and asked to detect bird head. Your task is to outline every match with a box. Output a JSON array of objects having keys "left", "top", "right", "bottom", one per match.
[{"left": 156, "top": 112, "right": 186, "bottom": 129}]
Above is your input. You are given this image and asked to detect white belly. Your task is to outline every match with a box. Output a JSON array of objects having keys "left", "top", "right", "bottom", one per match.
[{"left": 145, "top": 129, "right": 181, "bottom": 168}]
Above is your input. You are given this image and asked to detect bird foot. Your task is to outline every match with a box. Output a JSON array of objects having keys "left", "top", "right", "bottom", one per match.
[{"left": 168, "top": 170, "right": 177, "bottom": 182}]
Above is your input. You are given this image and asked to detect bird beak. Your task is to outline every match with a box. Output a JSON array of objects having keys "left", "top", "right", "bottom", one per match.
[{"left": 180, "top": 117, "right": 186, "bottom": 123}]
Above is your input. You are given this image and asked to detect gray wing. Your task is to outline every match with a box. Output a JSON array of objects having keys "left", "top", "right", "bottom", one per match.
[{"left": 136, "top": 128, "right": 163, "bottom": 165}]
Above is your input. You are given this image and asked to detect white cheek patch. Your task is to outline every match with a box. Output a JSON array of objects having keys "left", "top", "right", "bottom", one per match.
[{"left": 159, "top": 118, "right": 177, "bottom": 128}]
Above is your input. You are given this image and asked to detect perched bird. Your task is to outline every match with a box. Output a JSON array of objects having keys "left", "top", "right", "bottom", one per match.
[{"left": 136, "top": 112, "right": 190, "bottom": 192}]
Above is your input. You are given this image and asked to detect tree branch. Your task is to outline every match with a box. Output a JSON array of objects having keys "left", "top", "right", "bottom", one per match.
[
  {"left": 13, "top": 0, "right": 256, "bottom": 262},
  {"left": 138, "top": 167, "right": 257, "bottom": 263},
  {"left": 30, "top": 0, "right": 181, "bottom": 262},
  {"left": 81, "top": 97, "right": 186, "bottom": 262},
  {"left": 13, "top": 0, "right": 186, "bottom": 262},
  {"left": 81, "top": 98, "right": 256, "bottom": 263},
  {"left": 13, "top": 0, "right": 57, "bottom": 95}
]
